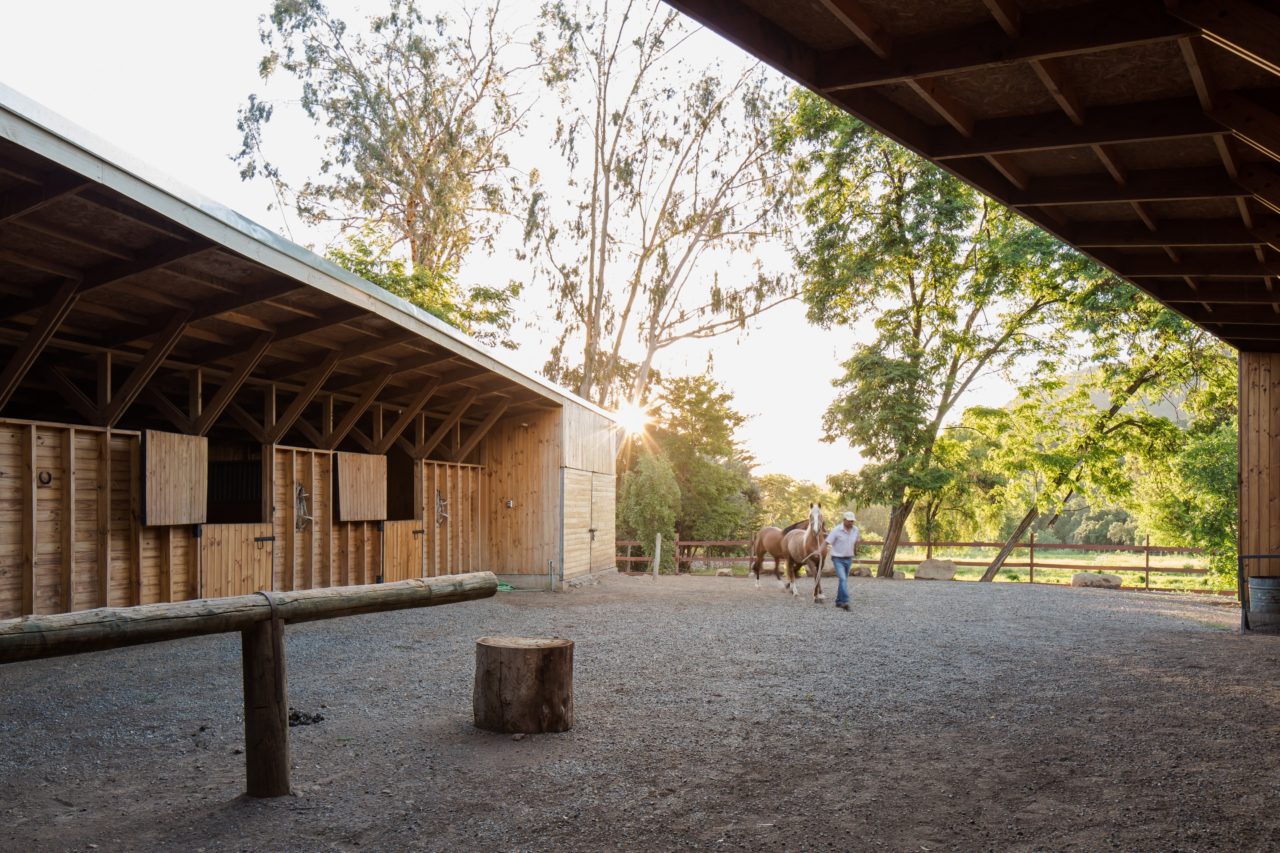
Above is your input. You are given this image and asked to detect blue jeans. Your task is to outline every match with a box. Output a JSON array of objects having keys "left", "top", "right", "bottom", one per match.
[{"left": 831, "top": 556, "right": 852, "bottom": 606}]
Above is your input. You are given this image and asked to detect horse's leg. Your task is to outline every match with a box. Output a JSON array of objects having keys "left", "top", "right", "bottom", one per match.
[
  {"left": 774, "top": 555, "right": 786, "bottom": 590},
  {"left": 788, "top": 560, "right": 799, "bottom": 597},
  {"left": 813, "top": 557, "right": 825, "bottom": 603}
]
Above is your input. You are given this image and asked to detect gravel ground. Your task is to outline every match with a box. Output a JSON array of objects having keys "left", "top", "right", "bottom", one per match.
[{"left": 2, "top": 573, "right": 1279, "bottom": 852}]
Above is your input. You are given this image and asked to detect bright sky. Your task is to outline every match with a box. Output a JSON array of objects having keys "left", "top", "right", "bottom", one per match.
[{"left": 0, "top": 0, "right": 1013, "bottom": 484}]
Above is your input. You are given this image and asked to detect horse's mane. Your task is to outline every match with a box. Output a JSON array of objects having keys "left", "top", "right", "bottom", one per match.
[{"left": 781, "top": 519, "right": 808, "bottom": 534}]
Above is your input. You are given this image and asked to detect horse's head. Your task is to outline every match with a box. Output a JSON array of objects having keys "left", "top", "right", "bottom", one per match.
[{"left": 808, "top": 502, "right": 826, "bottom": 536}]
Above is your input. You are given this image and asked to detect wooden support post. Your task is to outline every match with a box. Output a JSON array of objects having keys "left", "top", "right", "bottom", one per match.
[
  {"left": 96, "top": 431, "right": 112, "bottom": 608},
  {"left": 129, "top": 438, "right": 142, "bottom": 606},
  {"left": 159, "top": 527, "right": 173, "bottom": 604},
  {"left": 241, "top": 609, "right": 291, "bottom": 797},
  {"left": 62, "top": 429, "right": 75, "bottom": 613},
  {"left": 1145, "top": 534, "right": 1151, "bottom": 590},
  {"left": 1029, "top": 532, "right": 1036, "bottom": 584},
  {"left": 653, "top": 532, "right": 661, "bottom": 580},
  {"left": 189, "top": 368, "right": 203, "bottom": 423},
  {"left": 96, "top": 351, "right": 113, "bottom": 412},
  {"left": 21, "top": 424, "right": 36, "bottom": 616}
]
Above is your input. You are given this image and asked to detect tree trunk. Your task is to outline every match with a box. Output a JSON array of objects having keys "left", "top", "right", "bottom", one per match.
[
  {"left": 473, "top": 637, "right": 574, "bottom": 733},
  {"left": 980, "top": 507, "right": 1040, "bottom": 582},
  {"left": 877, "top": 501, "right": 913, "bottom": 578}
]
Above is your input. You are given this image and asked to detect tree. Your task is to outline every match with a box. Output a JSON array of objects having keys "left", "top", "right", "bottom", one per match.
[
  {"left": 618, "top": 449, "right": 679, "bottom": 573},
  {"left": 780, "top": 91, "right": 1104, "bottom": 577},
  {"left": 977, "top": 284, "right": 1218, "bottom": 581},
  {"left": 527, "top": 0, "right": 797, "bottom": 407},
  {"left": 755, "top": 474, "right": 838, "bottom": 529},
  {"left": 236, "top": 0, "right": 526, "bottom": 340}
]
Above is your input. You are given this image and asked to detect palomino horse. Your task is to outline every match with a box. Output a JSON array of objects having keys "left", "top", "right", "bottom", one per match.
[
  {"left": 781, "top": 503, "right": 830, "bottom": 602},
  {"left": 748, "top": 517, "right": 809, "bottom": 588}
]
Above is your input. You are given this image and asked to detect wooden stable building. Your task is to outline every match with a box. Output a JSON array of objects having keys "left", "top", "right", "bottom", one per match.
[
  {"left": 0, "top": 85, "right": 618, "bottom": 620},
  {"left": 662, "top": 0, "right": 1280, "bottom": 588}
]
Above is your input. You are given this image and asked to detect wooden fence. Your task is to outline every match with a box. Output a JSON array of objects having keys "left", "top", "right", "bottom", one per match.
[{"left": 617, "top": 535, "right": 1210, "bottom": 592}]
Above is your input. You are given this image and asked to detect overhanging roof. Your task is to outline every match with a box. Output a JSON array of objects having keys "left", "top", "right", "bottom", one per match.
[
  {"left": 664, "top": 0, "right": 1280, "bottom": 351},
  {"left": 0, "top": 83, "right": 614, "bottom": 449}
]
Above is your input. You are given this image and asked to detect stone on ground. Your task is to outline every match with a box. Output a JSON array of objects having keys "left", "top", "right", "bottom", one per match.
[
  {"left": 715, "top": 568, "right": 733, "bottom": 577},
  {"left": 853, "top": 565, "right": 874, "bottom": 578},
  {"left": 1071, "top": 571, "right": 1123, "bottom": 589},
  {"left": 914, "top": 559, "right": 957, "bottom": 581},
  {"left": 892, "top": 570, "right": 907, "bottom": 580}
]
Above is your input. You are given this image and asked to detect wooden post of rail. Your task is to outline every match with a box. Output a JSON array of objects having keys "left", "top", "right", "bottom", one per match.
[
  {"left": 1029, "top": 532, "right": 1036, "bottom": 584},
  {"left": 242, "top": 608, "right": 290, "bottom": 797},
  {"left": 1144, "top": 535, "right": 1151, "bottom": 590}
]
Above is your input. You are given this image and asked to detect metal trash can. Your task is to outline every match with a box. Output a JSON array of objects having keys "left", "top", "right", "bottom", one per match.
[{"left": 1247, "top": 576, "right": 1280, "bottom": 631}]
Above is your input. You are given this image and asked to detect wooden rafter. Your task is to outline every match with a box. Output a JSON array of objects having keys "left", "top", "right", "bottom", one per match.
[
  {"left": 810, "top": 0, "right": 1191, "bottom": 91},
  {"left": 0, "top": 277, "right": 83, "bottom": 410},
  {"left": 1005, "top": 167, "right": 1243, "bottom": 207},
  {"left": 264, "top": 352, "right": 342, "bottom": 443},
  {"left": 1071, "top": 218, "right": 1280, "bottom": 248},
  {"left": 1096, "top": 251, "right": 1280, "bottom": 278},
  {"left": 99, "top": 311, "right": 192, "bottom": 428},
  {"left": 1029, "top": 58, "right": 1086, "bottom": 126},
  {"left": 1212, "top": 93, "right": 1280, "bottom": 165},
  {"left": 1169, "top": 0, "right": 1280, "bottom": 79},
  {"left": 450, "top": 400, "right": 510, "bottom": 463},
  {"left": 374, "top": 379, "right": 441, "bottom": 455},
  {"left": 815, "top": 0, "right": 891, "bottom": 58},
  {"left": 192, "top": 332, "right": 275, "bottom": 436},
  {"left": 0, "top": 174, "right": 90, "bottom": 224},
  {"left": 263, "top": 329, "right": 422, "bottom": 381},
  {"left": 981, "top": 0, "right": 1020, "bottom": 38},
  {"left": 46, "top": 366, "right": 100, "bottom": 423},
  {"left": 413, "top": 390, "right": 479, "bottom": 459},
  {"left": 323, "top": 368, "right": 395, "bottom": 450}
]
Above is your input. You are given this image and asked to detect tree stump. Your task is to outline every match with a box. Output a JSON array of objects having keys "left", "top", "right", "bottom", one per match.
[{"left": 472, "top": 636, "right": 574, "bottom": 733}]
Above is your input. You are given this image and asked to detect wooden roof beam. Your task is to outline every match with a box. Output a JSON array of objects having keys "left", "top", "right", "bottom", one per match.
[
  {"left": 1030, "top": 58, "right": 1086, "bottom": 126},
  {"left": 1070, "top": 218, "right": 1280, "bottom": 249},
  {"left": 322, "top": 368, "right": 395, "bottom": 450},
  {"left": 1237, "top": 164, "right": 1280, "bottom": 214},
  {"left": 813, "top": 0, "right": 1191, "bottom": 91},
  {"left": 373, "top": 379, "right": 442, "bottom": 455},
  {"left": 932, "top": 97, "right": 1220, "bottom": 159},
  {"left": 1175, "top": 304, "right": 1280, "bottom": 325},
  {"left": 98, "top": 311, "right": 192, "bottom": 428},
  {"left": 1140, "top": 278, "right": 1280, "bottom": 303},
  {"left": 191, "top": 333, "right": 274, "bottom": 436},
  {"left": 186, "top": 305, "right": 365, "bottom": 368},
  {"left": 449, "top": 399, "right": 510, "bottom": 463},
  {"left": 1212, "top": 93, "right": 1280, "bottom": 166},
  {"left": 1097, "top": 251, "right": 1280, "bottom": 278},
  {"left": 981, "top": 0, "right": 1020, "bottom": 38},
  {"left": 815, "top": 0, "right": 891, "bottom": 58},
  {"left": 0, "top": 173, "right": 91, "bottom": 224},
  {"left": 0, "top": 278, "right": 83, "bottom": 412},
  {"left": 95, "top": 282, "right": 302, "bottom": 350},
  {"left": 262, "top": 328, "right": 424, "bottom": 381},
  {"left": 1169, "top": 0, "right": 1280, "bottom": 80},
  {"left": 1004, "top": 167, "right": 1244, "bottom": 207},
  {"left": 412, "top": 389, "right": 479, "bottom": 459},
  {"left": 264, "top": 352, "right": 343, "bottom": 443}
]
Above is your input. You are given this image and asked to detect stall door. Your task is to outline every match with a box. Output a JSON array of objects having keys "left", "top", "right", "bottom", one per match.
[
  {"left": 200, "top": 523, "right": 273, "bottom": 597},
  {"left": 563, "top": 469, "right": 592, "bottom": 578},
  {"left": 383, "top": 520, "right": 425, "bottom": 581},
  {"left": 590, "top": 472, "right": 615, "bottom": 572}
]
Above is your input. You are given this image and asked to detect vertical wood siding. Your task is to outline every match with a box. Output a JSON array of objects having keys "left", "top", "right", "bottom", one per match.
[
  {"left": 143, "top": 430, "right": 208, "bottom": 525},
  {"left": 335, "top": 451, "right": 388, "bottom": 521},
  {"left": 1241, "top": 352, "right": 1280, "bottom": 576},
  {"left": 423, "top": 461, "right": 485, "bottom": 576},
  {"left": 200, "top": 523, "right": 274, "bottom": 597},
  {"left": 0, "top": 419, "right": 196, "bottom": 618},
  {"left": 483, "top": 410, "right": 560, "bottom": 575}
]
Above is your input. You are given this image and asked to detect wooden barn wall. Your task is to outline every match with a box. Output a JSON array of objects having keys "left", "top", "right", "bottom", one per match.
[
  {"left": 143, "top": 430, "right": 208, "bottom": 526},
  {"left": 335, "top": 451, "right": 388, "bottom": 522},
  {"left": 0, "top": 419, "right": 196, "bottom": 619},
  {"left": 200, "top": 523, "right": 273, "bottom": 598},
  {"left": 270, "top": 446, "right": 381, "bottom": 590},
  {"left": 482, "top": 409, "right": 560, "bottom": 575},
  {"left": 1241, "top": 352, "right": 1279, "bottom": 577},
  {"left": 423, "top": 461, "right": 485, "bottom": 576},
  {"left": 562, "top": 404, "right": 618, "bottom": 475},
  {"left": 561, "top": 404, "right": 617, "bottom": 579}
]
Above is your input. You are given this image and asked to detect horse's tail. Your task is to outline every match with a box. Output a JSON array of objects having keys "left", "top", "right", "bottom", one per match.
[{"left": 748, "top": 530, "right": 762, "bottom": 575}]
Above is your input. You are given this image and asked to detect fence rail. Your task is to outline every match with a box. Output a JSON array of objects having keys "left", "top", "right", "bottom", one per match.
[{"left": 616, "top": 536, "right": 1209, "bottom": 591}]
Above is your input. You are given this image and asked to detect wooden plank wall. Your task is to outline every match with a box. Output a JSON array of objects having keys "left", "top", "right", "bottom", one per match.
[
  {"left": 563, "top": 469, "right": 593, "bottom": 578},
  {"left": 144, "top": 430, "right": 208, "bottom": 525},
  {"left": 271, "top": 446, "right": 381, "bottom": 589},
  {"left": 335, "top": 451, "right": 388, "bottom": 521},
  {"left": 483, "top": 409, "right": 560, "bottom": 574},
  {"left": 590, "top": 471, "right": 617, "bottom": 573},
  {"left": 0, "top": 419, "right": 196, "bottom": 618},
  {"left": 423, "top": 461, "right": 485, "bottom": 576},
  {"left": 383, "top": 519, "right": 425, "bottom": 581},
  {"left": 1241, "top": 352, "right": 1280, "bottom": 576},
  {"left": 561, "top": 404, "right": 617, "bottom": 579},
  {"left": 200, "top": 523, "right": 273, "bottom": 597}
]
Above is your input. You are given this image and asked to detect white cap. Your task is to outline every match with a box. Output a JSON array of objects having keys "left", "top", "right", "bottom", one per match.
[{"left": 843, "top": 511, "right": 857, "bottom": 522}]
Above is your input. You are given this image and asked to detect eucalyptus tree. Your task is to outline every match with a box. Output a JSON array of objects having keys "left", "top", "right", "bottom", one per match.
[
  {"left": 781, "top": 91, "right": 1105, "bottom": 577},
  {"left": 527, "top": 0, "right": 797, "bottom": 407},
  {"left": 235, "top": 0, "right": 528, "bottom": 338}
]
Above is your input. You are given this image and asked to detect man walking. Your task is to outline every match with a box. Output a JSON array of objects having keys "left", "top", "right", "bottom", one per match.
[{"left": 826, "top": 512, "right": 860, "bottom": 611}]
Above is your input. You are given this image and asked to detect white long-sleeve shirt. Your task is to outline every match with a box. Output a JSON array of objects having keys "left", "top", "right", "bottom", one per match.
[{"left": 825, "top": 524, "right": 859, "bottom": 558}]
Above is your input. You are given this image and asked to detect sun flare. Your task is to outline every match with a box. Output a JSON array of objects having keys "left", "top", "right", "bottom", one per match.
[{"left": 614, "top": 400, "right": 650, "bottom": 437}]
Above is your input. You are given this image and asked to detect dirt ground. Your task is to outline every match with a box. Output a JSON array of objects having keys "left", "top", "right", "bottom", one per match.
[{"left": 2, "top": 573, "right": 1279, "bottom": 852}]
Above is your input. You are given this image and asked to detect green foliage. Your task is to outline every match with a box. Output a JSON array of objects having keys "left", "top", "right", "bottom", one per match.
[
  {"left": 618, "top": 450, "right": 679, "bottom": 573},
  {"left": 237, "top": 0, "right": 525, "bottom": 344},
  {"left": 328, "top": 233, "right": 520, "bottom": 349},
  {"left": 780, "top": 89, "right": 1104, "bottom": 568},
  {"left": 755, "top": 474, "right": 839, "bottom": 529}
]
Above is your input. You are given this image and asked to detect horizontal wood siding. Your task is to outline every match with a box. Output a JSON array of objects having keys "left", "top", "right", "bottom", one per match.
[
  {"left": 200, "top": 523, "right": 273, "bottom": 597},
  {"left": 0, "top": 419, "right": 196, "bottom": 618},
  {"left": 483, "top": 410, "right": 560, "bottom": 575},
  {"left": 144, "top": 430, "right": 208, "bottom": 525},
  {"left": 1241, "top": 352, "right": 1279, "bottom": 577},
  {"left": 424, "top": 462, "right": 485, "bottom": 576},
  {"left": 336, "top": 451, "right": 387, "bottom": 521}
]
